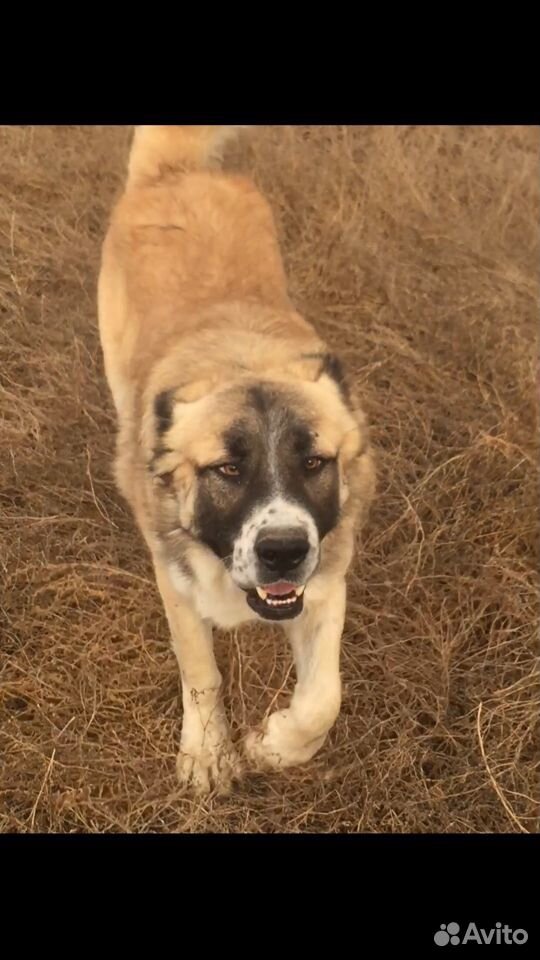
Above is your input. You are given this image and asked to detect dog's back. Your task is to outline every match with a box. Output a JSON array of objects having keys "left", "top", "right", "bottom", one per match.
[
  {"left": 99, "top": 127, "right": 299, "bottom": 402},
  {"left": 126, "top": 125, "right": 248, "bottom": 184}
]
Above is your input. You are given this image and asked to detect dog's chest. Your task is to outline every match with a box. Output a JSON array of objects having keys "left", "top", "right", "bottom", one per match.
[
  {"left": 195, "top": 580, "right": 259, "bottom": 628},
  {"left": 168, "top": 564, "right": 258, "bottom": 629}
]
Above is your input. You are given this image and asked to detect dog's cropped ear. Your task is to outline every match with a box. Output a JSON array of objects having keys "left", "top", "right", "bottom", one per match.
[
  {"left": 289, "top": 350, "right": 350, "bottom": 394},
  {"left": 317, "top": 352, "right": 351, "bottom": 404},
  {"left": 154, "top": 389, "right": 175, "bottom": 436},
  {"left": 149, "top": 378, "right": 220, "bottom": 442},
  {"left": 144, "top": 377, "right": 223, "bottom": 494},
  {"left": 287, "top": 350, "right": 354, "bottom": 405}
]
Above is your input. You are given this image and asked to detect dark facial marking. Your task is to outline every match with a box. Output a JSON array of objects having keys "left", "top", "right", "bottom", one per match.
[
  {"left": 194, "top": 421, "right": 272, "bottom": 560},
  {"left": 223, "top": 424, "right": 250, "bottom": 461},
  {"left": 284, "top": 457, "right": 340, "bottom": 542},
  {"left": 193, "top": 384, "right": 341, "bottom": 562},
  {"left": 292, "top": 424, "right": 315, "bottom": 456},
  {"left": 248, "top": 385, "right": 270, "bottom": 414}
]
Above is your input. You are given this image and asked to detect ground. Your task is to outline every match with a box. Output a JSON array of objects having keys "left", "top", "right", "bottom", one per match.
[{"left": 0, "top": 125, "right": 538, "bottom": 833}]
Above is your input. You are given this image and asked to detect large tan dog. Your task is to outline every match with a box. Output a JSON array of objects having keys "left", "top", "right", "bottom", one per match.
[{"left": 98, "top": 126, "right": 375, "bottom": 793}]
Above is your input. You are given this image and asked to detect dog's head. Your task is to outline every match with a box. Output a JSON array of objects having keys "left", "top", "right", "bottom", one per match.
[{"left": 146, "top": 353, "right": 372, "bottom": 621}]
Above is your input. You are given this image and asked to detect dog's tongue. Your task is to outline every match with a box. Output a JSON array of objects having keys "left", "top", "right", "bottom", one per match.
[{"left": 265, "top": 581, "right": 296, "bottom": 596}]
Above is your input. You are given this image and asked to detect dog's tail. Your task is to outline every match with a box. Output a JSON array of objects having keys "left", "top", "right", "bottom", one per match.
[{"left": 127, "top": 125, "right": 250, "bottom": 187}]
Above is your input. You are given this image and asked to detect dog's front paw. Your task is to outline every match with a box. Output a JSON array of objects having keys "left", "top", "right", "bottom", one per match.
[
  {"left": 244, "top": 709, "right": 326, "bottom": 771},
  {"left": 176, "top": 738, "right": 243, "bottom": 795}
]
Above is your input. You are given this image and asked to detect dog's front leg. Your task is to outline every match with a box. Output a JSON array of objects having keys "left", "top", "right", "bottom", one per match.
[
  {"left": 245, "top": 578, "right": 346, "bottom": 770},
  {"left": 154, "top": 562, "right": 242, "bottom": 794}
]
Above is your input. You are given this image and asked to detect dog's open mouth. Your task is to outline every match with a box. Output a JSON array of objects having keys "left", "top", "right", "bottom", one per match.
[{"left": 246, "top": 581, "right": 305, "bottom": 620}]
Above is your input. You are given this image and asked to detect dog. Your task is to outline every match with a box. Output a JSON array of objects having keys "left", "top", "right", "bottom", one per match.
[{"left": 97, "top": 125, "right": 376, "bottom": 793}]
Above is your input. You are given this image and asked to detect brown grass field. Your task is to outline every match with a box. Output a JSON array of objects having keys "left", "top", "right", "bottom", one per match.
[{"left": 0, "top": 125, "right": 538, "bottom": 833}]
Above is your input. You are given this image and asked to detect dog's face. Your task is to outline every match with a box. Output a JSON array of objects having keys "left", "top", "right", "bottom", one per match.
[{"left": 148, "top": 359, "right": 367, "bottom": 621}]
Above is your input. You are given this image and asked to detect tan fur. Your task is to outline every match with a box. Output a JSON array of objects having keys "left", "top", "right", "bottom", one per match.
[{"left": 98, "top": 125, "right": 375, "bottom": 793}]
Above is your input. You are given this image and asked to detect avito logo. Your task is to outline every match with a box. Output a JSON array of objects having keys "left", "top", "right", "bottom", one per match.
[{"left": 434, "top": 923, "right": 528, "bottom": 946}]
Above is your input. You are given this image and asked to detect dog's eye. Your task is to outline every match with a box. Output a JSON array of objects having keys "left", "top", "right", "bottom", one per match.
[
  {"left": 217, "top": 463, "right": 241, "bottom": 478},
  {"left": 304, "top": 456, "right": 325, "bottom": 472}
]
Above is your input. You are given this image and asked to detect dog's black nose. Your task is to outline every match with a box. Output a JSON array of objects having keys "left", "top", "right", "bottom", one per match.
[{"left": 255, "top": 530, "right": 309, "bottom": 576}]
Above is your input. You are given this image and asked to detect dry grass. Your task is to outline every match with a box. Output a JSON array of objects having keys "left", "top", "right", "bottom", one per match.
[{"left": 1, "top": 125, "right": 539, "bottom": 834}]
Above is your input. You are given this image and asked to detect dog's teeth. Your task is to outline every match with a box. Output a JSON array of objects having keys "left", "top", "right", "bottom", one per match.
[{"left": 256, "top": 587, "right": 302, "bottom": 608}]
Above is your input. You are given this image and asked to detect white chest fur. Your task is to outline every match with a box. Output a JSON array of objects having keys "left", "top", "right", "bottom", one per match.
[{"left": 168, "top": 554, "right": 259, "bottom": 629}]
